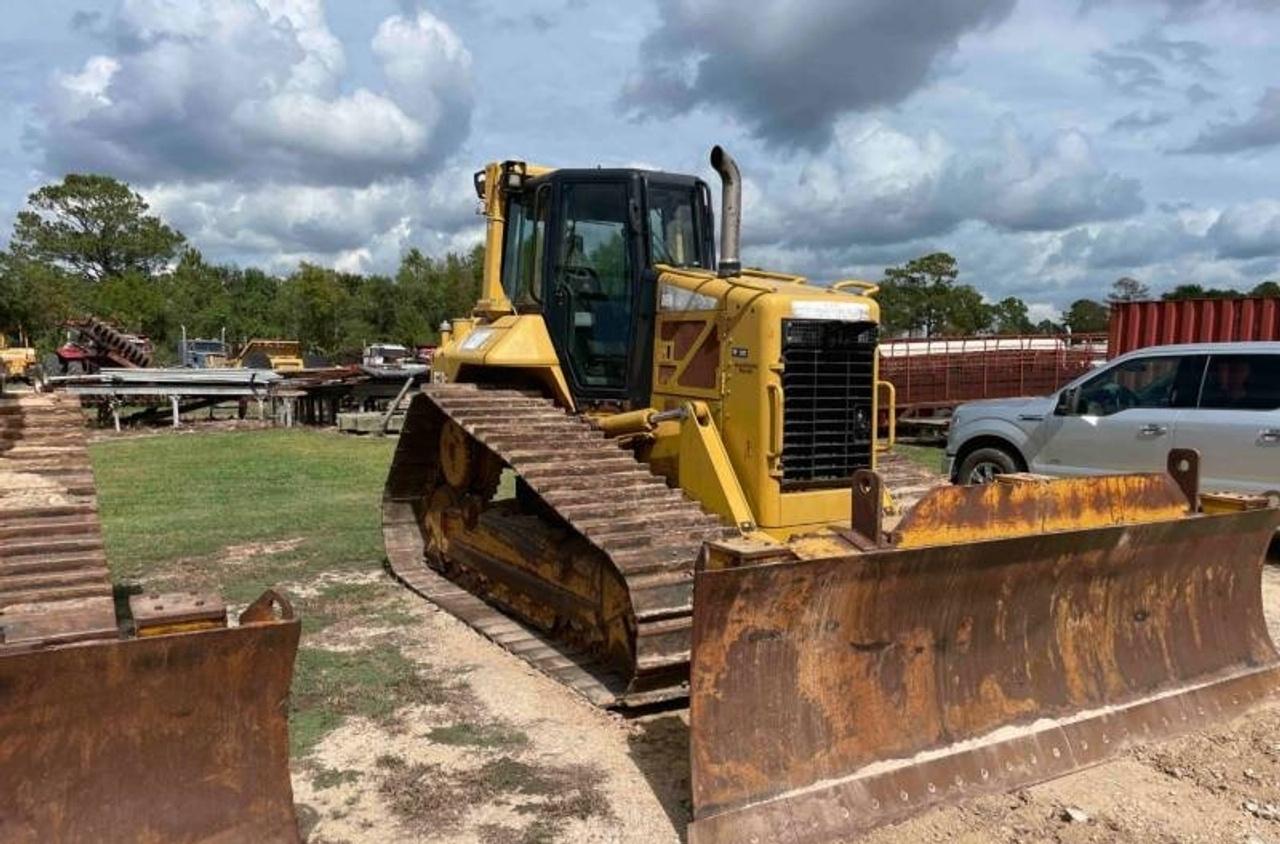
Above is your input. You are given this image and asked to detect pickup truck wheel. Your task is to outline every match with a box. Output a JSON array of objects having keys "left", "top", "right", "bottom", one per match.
[{"left": 958, "top": 447, "right": 1019, "bottom": 485}]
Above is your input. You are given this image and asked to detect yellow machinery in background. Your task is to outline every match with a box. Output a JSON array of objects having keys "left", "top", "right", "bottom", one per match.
[
  {"left": 383, "top": 147, "right": 1280, "bottom": 840},
  {"left": 0, "top": 331, "right": 40, "bottom": 385},
  {"left": 229, "top": 338, "right": 304, "bottom": 372}
]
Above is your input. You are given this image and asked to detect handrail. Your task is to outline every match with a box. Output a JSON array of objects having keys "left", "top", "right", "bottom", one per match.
[
  {"left": 831, "top": 279, "right": 881, "bottom": 296},
  {"left": 876, "top": 380, "right": 896, "bottom": 452}
]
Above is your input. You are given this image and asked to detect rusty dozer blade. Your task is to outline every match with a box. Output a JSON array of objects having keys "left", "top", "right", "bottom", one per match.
[
  {"left": 688, "top": 452, "right": 1280, "bottom": 843},
  {"left": 0, "top": 394, "right": 300, "bottom": 842},
  {"left": 0, "top": 590, "right": 301, "bottom": 844}
]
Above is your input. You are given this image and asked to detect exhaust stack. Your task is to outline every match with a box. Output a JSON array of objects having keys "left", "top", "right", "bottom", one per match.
[{"left": 710, "top": 146, "right": 741, "bottom": 277}]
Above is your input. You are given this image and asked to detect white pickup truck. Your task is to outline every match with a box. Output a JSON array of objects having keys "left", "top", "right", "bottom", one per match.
[{"left": 943, "top": 341, "right": 1280, "bottom": 498}]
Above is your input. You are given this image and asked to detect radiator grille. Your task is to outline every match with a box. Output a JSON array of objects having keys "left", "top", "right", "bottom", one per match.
[{"left": 780, "top": 319, "right": 877, "bottom": 488}]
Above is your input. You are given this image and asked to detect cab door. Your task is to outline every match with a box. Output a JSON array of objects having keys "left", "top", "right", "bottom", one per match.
[
  {"left": 543, "top": 177, "right": 644, "bottom": 405},
  {"left": 1030, "top": 353, "right": 1204, "bottom": 475}
]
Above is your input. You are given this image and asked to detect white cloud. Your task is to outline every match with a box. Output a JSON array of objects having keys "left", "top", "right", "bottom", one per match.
[
  {"left": 55, "top": 56, "right": 119, "bottom": 108},
  {"left": 747, "top": 118, "right": 1142, "bottom": 252},
  {"left": 142, "top": 164, "right": 481, "bottom": 271},
  {"left": 6, "top": 0, "right": 1278, "bottom": 303},
  {"left": 33, "top": 0, "right": 472, "bottom": 186},
  {"left": 1027, "top": 302, "right": 1062, "bottom": 323},
  {"left": 1208, "top": 199, "right": 1280, "bottom": 258},
  {"left": 233, "top": 90, "right": 429, "bottom": 166},
  {"left": 23, "top": 1, "right": 482, "bottom": 274}
]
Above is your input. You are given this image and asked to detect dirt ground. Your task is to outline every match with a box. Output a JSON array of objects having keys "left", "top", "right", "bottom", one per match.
[{"left": 262, "top": 560, "right": 1280, "bottom": 844}]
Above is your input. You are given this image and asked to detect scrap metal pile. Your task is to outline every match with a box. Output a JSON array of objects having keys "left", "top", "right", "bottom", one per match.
[{"left": 56, "top": 315, "right": 154, "bottom": 372}]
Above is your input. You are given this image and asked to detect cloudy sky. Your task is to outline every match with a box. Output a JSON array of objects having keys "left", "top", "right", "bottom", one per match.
[{"left": 3, "top": 0, "right": 1280, "bottom": 318}]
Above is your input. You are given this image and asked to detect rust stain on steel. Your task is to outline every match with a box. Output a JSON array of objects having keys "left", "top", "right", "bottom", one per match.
[
  {"left": 891, "top": 471, "right": 1189, "bottom": 549},
  {"left": 688, "top": 506, "right": 1280, "bottom": 843},
  {"left": 1, "top": 396, "right": 300, "bottom": 842},
  {"left": 0, "top": 595, "right": 301, "bottom": 844}
]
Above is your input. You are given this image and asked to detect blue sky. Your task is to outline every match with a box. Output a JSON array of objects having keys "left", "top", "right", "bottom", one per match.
[{"left": 3, "top": 0, "right": 1280, "bottom": 320}]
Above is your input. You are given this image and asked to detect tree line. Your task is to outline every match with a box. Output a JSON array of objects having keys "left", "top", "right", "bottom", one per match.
[
  {"left": 0, "top": 174, "right": 482, "bottom": 363},
  {"left": 3, "top": 174, "right": 1279, "bottom": 358},
  {"left": 877, "top": 258, "right": 1280, "bottom": 339}
]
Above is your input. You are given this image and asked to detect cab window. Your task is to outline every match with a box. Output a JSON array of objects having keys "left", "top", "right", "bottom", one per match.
[
  {"left": 1077, "top": 355, "right": 1204, "bottom": 416},
  {"left": 1199, "top": 354, "right": 1280, "bottom": 410},
  {"left": 648, "top": 185, "right": 703, "bottom": 268},
  {"left": 500, "top": 188, "right": 547, "bottom": 307},
  {"left": 554, "top": 182, "right": 633, "bottom": 389}
]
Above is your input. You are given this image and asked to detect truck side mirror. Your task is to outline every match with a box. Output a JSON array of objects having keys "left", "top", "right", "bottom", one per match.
[{"left": 1054, "top": 388, "right": 1078, "bottom": 416}]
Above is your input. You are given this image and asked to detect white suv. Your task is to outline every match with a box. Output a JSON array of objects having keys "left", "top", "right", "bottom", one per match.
[{"left": 943, "top": 341, "right": 1280, "bottom": 497}]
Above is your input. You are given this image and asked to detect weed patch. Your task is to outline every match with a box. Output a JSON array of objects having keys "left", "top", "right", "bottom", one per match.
[
  {"left": 373, "top": 746, "right": 613, "bottom": 836},
  {"left": 892, "top": 444, "right": 943, "bottom": 475},
  {"left": 375, "top": 753, "right": 406, "bottom": 770},
  {"left": 472, "top": 757, "right": 553, "bottom": 795},
  {"left": 290, "top": 645, "right": 458, "bottom": 757},
  {"left": 427, "top": 721, "right": 529, "bottom": 750},
  {"left": 299, "top": 580, "right": 392, "bottom": 633},
  {"left": 377, "top": 754, "right": 611, "bottom": 836},
  {"left": 378, "top": 761, "right": 467, "bottom": 828},
  {"left": 477, "top": 819, "right": 560, "bottom": 844},
  {"left": 311, "top": 766, "right": 361, "bottom": 790}
]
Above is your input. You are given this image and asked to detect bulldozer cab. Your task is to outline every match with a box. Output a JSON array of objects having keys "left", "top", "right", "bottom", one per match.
[{"left": 494, "top": 164, "right": 715, "bottom": 407}]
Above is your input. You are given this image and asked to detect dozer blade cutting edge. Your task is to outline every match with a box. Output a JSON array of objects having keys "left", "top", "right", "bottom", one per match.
[{"left": 688, "top": 452, "right": 1280, "bottom": 843}]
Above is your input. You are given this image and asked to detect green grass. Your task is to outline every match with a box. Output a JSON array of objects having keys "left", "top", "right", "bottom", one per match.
[
  {"left": 88, "top": 428, "right": 436, "bottom": 758},
  {"left": 89, "top": 429, "right": 394, "bottom": 579},
  {"left": 891, "top": 443, "right": 943, "bottom": 475},
  {"left": 312, "top": 766, "right": 362, "bottom": 790}
]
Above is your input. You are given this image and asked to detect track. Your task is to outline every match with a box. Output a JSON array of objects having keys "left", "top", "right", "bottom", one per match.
[
  {"left": 0, "top": 393, "right": 118, "bottom": 647},
  {"left": 383, "top": 383, "right": 738, "bottom": 707}
]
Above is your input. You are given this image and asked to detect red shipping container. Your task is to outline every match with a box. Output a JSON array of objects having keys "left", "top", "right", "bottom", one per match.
[{"left": 1108, "top": 297, "right": 1280, "bottom": 357}]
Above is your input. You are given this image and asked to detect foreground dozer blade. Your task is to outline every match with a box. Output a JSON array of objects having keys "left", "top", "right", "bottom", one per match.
[
  {"left": 0, "top": 595, "right": 301, "bottom": 843},
  {"left": 688, "top": 466, "right": 1280, "bottom": 843},
  {"left": 0, "top": 394, "right": 300, "bottom": 843}
]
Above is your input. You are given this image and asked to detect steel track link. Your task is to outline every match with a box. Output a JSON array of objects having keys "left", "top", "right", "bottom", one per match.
[
  {"left": 383, "top": 383, "right": 738, "bottom": 707},
  {"left": 0, "top": 393, "right": 118, "bottom": 647}
]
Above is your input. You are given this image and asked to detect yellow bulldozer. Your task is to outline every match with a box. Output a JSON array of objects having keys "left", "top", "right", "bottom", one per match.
[
  {"left": 229, "top": 338, "right": 305, "bottom": 372},
  {"left": 383, "top": 147, "right": 1280, "bottom": 841},
  {"left": 0, "top": 331, "right": 41, "bottom": 387}
]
